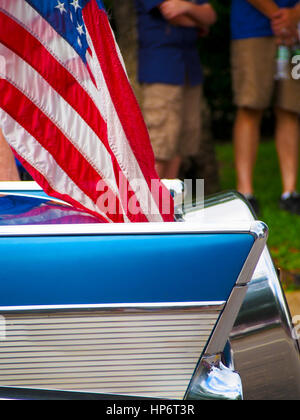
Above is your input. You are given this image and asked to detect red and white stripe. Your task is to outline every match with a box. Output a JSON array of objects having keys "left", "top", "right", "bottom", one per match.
[{"left": 0, "top": 0, "right": 174, "bottom": 223}]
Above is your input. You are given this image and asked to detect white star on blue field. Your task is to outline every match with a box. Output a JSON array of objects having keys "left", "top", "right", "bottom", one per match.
[{"left": 26, "top": 0, "right": 93, "bottom": 62}]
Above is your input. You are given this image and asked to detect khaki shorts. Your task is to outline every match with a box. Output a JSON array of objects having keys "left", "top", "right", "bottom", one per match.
[
  {"left": 231, "top": 37, "right": 300, "bottom": 114},
  {"left": 141, "top": 83, "right": 203, "bottom": 161}
]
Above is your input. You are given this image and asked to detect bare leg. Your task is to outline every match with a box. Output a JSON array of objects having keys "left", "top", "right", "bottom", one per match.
[
  {"left": 0, "top": 129, "right": 20, "bottom": 181},
  {"left": 155, "top": 160, "right": 167, "bottom": 179},
  {"left": 233, "top": 108, "right": 263, "bottom": 195},
  {"left": 155, "top": 155, "right": 182, "bottom": 180},
  {"left": 275, "top": 108, "right": 299, "bottom": 194},
  {"left": 164, "top": 155, "right": 182, "bottom": 180}
]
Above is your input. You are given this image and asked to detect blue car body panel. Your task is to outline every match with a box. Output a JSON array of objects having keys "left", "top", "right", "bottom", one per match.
[
  {"left": 0, "top": 194, "right": 255, "bottom": 307},
  {"left": 0, "top": 232, "right": 254, "bottom": 307}
]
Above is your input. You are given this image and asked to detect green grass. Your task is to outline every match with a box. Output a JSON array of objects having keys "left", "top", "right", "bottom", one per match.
[{"left": 216, "top": 140, "right": 300, "bottom": 274}]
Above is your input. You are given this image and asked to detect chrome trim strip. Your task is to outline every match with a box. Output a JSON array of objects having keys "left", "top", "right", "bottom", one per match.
[
  {"left": 0, "top": 301, "right": 226, "bottom": 314},
  {"left": 204, "top": 286, "right": 249, "bottom": 356},
  {"left": 236, "top": 222, "right": 269, "bottom": 286},
  {"left": 204, "top": 222, "right": 268, "bottom": 356},
  {"left": 0, "top": 192, "right": 68, "bottom": 205},
  {"left": 0, "top": 221, "right": 255, "bottom": 237},
  {"left": 0, "top": 181, "right": 42, "bottom": 191},
  {"left": 0, "top": 306, "right": 224, "bottom": 399}
]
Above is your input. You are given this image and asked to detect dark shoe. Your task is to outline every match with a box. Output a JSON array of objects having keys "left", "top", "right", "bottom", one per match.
[
  {"left": 243, "top": 195, "right": 260, "bottom": 217},
  {"left": 279, "top": 192, "right": 300, "bottom": 215}
]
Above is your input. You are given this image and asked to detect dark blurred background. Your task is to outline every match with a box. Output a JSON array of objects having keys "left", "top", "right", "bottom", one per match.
[{"left": 104, "top": 0, "right": 275, "bottom": 142}]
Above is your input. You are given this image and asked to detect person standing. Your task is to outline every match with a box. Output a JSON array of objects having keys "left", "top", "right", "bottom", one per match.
[
  {"left": 135, "top": 0, "right": 217, "bottom": 179},
  {"left": 231, "top": 0, "right": 300, "bottom": 215},
  {"left": 0, "top": 128, "right": 20, "bottom": 181}
]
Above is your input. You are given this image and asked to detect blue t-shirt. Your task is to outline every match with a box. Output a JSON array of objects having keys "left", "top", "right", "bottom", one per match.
[
  {"left": 135, "top": 0, "right": 207, "bottom": 85},
  {"left": 231, "top": 0, "right": 299, "bottom": 40}
]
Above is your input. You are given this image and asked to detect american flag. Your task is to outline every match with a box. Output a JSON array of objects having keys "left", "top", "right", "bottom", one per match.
[{"left": 0, "top": 0, "right": 174, "bottom": 223}]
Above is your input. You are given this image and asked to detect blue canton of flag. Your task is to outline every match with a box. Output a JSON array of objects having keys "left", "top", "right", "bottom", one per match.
[{"left": 25, "top": 0, "right": 104, "bottom": 63}]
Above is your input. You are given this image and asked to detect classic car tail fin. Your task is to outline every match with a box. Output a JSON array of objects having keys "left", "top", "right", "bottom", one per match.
[{"left": 0, "top": 191, "right": 267, "bottom": 400}]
